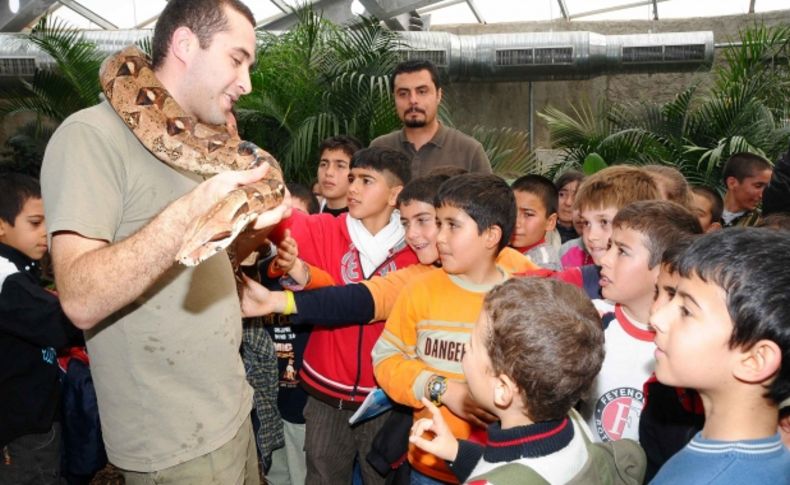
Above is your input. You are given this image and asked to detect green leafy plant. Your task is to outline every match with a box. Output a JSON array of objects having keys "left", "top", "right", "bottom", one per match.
[
  {"left": 539, "top": 23, "right": 790, "bottom": 189},
  {"left": 468, "top": 125, "right": 543, "bottom": 178},
  {"left": 0, "top": 17, "right": 103, "bottom": 129},
  {"left": 236, "top": 8, "right": 404, "bottom": 183}
]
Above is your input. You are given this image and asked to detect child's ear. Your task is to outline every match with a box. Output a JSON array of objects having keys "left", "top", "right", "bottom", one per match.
[
  {"left": 545, "top": 213, "right": 558, "bottom": 232},
  {"left": 388, "top": 185, "right": 404, "bottom": 208},
  {"left": 706, "top": 222, "right": 722, "bottom": 233},
  {"left": 494, "top": 374, "right": 518, "bottom": 409},
  {"left": 734, "top": 339, "right": 782, "bottom": 385},
  {"left": 483, "top": 225, "right": 503, "bottom": 250},
  {"left": 0, "top": 219, "right": 8, "bottom": 238}
]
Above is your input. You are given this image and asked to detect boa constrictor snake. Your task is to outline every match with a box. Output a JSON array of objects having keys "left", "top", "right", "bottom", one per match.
[{"left": 99, "top": 45, "right": 285, "bottom": 267}]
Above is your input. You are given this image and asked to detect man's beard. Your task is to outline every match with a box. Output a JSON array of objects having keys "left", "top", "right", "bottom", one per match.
[{"left": 404, "top": 118, "right": 427, "bottom": 128}]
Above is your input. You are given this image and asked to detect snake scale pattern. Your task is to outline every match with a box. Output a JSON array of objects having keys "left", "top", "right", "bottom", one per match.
[{"left": 99, "top": 45, "right": 285, "bottom": 266}]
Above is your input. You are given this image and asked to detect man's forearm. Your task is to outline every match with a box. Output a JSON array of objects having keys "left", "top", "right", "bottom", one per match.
[{"left": 53, "top": 195, "right": 194, "bottom": 329}]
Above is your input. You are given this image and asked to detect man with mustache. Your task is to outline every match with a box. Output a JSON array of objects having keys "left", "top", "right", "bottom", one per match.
[{"left": 370, "top": 60, "right": 492, "bottom": 178}]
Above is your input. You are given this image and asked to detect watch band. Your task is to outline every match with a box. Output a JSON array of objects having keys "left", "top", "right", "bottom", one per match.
[{"left": 427, "top": 375, "right": 447, "bottom": 405}]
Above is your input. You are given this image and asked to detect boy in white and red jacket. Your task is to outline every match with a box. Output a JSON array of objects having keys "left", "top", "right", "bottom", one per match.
[{"left": 269, "top": 147, "right": 418, "bottom": 484}]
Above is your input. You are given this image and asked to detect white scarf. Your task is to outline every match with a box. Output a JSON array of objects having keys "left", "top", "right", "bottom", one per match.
[{"left": 346, "top": 211, "right": 405, "bottom": 278}]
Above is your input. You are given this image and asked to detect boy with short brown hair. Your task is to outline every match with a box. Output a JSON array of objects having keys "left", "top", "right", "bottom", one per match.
[
  {"left": 270, "top": 146, "right": 418, "bottom": 485},
  {"left": 583, "top": 200, "right": 702, "bottom": 443},
  {"left": 409, "top": 278, "right": 645, "bottom": 484},
  {"left": 316, "top": 135, "right": 362, "bottom": 216},
  {"left": 721, "top": 152, "right": 772, "bottom": 227},
  {"left": 690, "top": 185, "right": 723, "bottom": 232},
  {"left": 509, "top": 175, "right": 561, "bottom": 270},
  {"left": 560, "top": 165, "right": 660, "bottom": 269}
]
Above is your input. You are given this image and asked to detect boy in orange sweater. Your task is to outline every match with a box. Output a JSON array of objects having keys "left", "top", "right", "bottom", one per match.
[{"left": 372, "top": 173, "right": 515, "bottom": 483}]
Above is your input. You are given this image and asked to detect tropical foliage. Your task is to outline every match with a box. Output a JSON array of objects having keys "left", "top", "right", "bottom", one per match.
[
  {"left": 0, "top": 17, "right": 104, "bottom": 128},
  {"left": 539, "top": 23, "right": 790, "bottom": 189},
  {"left": 235, "top": 9, "right": 405, "bottom": 183}
]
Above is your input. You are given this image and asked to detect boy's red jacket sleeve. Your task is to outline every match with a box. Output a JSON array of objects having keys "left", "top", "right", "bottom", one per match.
[{"left": 270, "top": 209, "right": 341, "bottom": 272}]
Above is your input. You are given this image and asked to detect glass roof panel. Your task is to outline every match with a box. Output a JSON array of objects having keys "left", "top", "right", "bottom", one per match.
[
  {"left": 474, "top": 0, "right": 562, "bottom": 23},
  {"left": 40, "top": 0, "right": 790, "bottom": 30},
  {"left": 72, "top": 0, "right": 167, "bottom": 28},
  {"left": 50, "top": 6, "right": 104, "bottom": 30},
  {"left": 423, "top": 2, "right": 480, "bottom": 25}
]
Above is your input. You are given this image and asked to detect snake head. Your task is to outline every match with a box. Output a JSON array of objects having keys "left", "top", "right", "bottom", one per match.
[
  {"left": 237, "top": 140, "right": 282, "bottom": 174},
  {"left": 176, "top": 179, "right": 285, "bottom": 266}
]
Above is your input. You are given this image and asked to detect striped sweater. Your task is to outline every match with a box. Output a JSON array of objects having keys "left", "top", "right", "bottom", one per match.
[{"left": 372, "top": 267, "right": 508, "bottom": 483}]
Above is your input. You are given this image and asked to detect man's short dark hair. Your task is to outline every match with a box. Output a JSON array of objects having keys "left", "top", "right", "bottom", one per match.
[
  {"left": 286, "top": 182, "right": 319, "bottom": 214},
  {"left": 691, "top": 185, "right": 724, "bottom": 224},
  {"left": 152, "top": 0, "right": 255, "bottom": 69},
  {"left": 350, "top": 147, "right": 411, "bottom": 187},
  {"left": 391, "top": 59, "right": 441, "bottom": 90},
  {"left": 435, "top": 173, "right": 515, "bottom": 252},
  {"left": 512, "top": 174, "right": 558, "bottom": 216},
  {"left": 318, "top": 135, "right": 363, "bottom": 161},
  {"left": 0, "top": 173, "right": 40, "bottom": 226},
  {"left": 484, "top": 278, "right": 604, "bottom": 422},
  {"left": 613, "top": 200, "right": 703, "bottom": 269},
  {"left": 722, "top": 152, "right": 772, "bottom": 183},
  {"left": 554, "top": 170, "right": 584, "bottom": 191},
  {"left": 676, "top": 228, "right": 790, "bottom": 405}
]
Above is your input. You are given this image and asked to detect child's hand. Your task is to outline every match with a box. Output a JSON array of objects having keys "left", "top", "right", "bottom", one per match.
[
  {"left": 409, "top": 398, "right": 459, "bottom": 461},
  {"left": 442, "top": 381, "right": 498, "bottom": 428},
  {"left": 274, "top": 229, "right": 299, "bottom": 273},
  {"left": 239, "top": 274, "right": 286, "bottom": 317},
  {"left": 274, "top": 230, "right": 310, "bottom": 286}
]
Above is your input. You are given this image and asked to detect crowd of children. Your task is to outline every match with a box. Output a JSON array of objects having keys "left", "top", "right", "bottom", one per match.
[{"left": 3, "top": 125, "right": 790, "bottom": 484}]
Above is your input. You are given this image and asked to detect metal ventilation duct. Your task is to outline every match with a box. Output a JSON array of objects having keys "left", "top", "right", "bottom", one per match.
[
  {"left": 396, "top": 30, "right": 714, "bottom": 82},
  {"left": 0, "top": 29, "right": 713, "bottom": 84}
]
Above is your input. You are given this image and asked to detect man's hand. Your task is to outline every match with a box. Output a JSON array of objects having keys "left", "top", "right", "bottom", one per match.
[
  {"left": 440, "top": 380, "right": 498, "bottom": 428},
  {"left": 251, "top": 186, "right": 292, "bottom": 232},
  {"left": 239, "top": 274, "right": 287, "bottom": 317},
  {"left": 185, "top": 162, "right": 292, "bottom": 229},
  {"left": 409, "top": 397, "right": 460, "bottom": 461}
]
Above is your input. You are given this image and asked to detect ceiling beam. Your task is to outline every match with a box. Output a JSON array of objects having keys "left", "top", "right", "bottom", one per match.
[
  {"left": 259, "top": 0, "right": 355, "bottom": 31},
  {"left": 557, "top": 0, "right": 570, "bottom": 20},
  {"left": 358, "top": 0, "right": 441, "bottom": 19},
  {"left": 417, "top": 0, "right": 464, "bottom": 15},
  {"left": 466, "top": 0, "right": 485, "bottom": 23},
  {"left": 269, "top": 0, "right": 291, "bottom": 14},
  {"left": 570, "top": 0, "right": 669, "bottom": 20},
  {"left": 56, "top": 0, "right": 117, "bottom": 29},
  {"left": 0, "top": 0, "right": 59, "bottom": 32}
]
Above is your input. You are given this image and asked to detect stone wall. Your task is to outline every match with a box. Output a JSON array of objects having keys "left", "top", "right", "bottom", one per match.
[{"left": 435, "top": 9, "right": 790, "bottom": 151}]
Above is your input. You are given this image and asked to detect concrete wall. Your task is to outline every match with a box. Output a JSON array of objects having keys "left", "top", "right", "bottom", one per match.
[{"left": 434, "top": 9, "right": 790, "bottom": 151}]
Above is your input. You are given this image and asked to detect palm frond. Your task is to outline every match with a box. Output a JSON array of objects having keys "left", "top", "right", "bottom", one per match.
[{"left": 469, "top": 126, "right": 543, "bottom": 178}]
